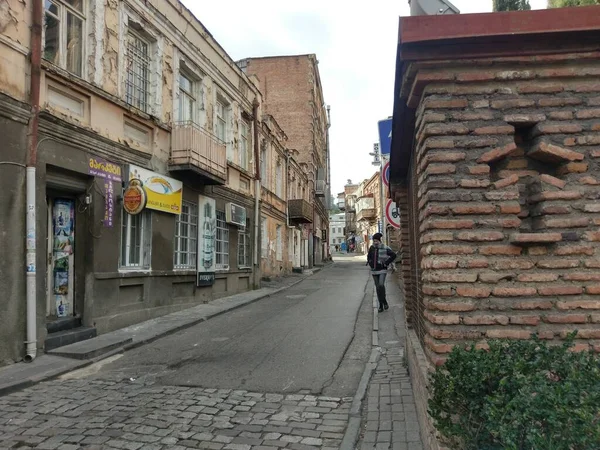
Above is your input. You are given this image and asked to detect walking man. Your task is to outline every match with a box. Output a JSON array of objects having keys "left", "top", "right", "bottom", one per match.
[{"left": 366, "top": 233, "right": 397, "bottom": 312}]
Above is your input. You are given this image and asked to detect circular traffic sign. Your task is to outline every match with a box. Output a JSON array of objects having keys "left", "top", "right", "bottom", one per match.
[
  {"left": 382, "top": 161, "right": 390, "bottom": 187},
  {"left": 385, "top": 199, "right": 400, "bottom": 229}
]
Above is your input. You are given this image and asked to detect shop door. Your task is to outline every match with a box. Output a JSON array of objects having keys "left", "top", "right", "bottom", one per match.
[{"left": 46, "top": 197, "right": 75, "bottom": 318}]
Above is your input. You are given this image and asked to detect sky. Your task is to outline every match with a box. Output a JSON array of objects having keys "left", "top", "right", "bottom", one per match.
[{"left": 181, "top": 0, "right": 548, "bottom": 197}]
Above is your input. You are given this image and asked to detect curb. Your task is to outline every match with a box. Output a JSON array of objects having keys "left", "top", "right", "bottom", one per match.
[
  {"left": 0, "top": 273, "right": 315, "bottom": 397},
  {"left": 340, "top": 283, "right": 381, "bottom": 450}
]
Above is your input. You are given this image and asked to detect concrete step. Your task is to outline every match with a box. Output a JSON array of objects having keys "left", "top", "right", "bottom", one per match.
[
  {"left": 47, "top": 334, "right": 133, "bottom": 360},
  {"left": 46, "top": 316, "right": 82, "bottom": 334},
  {"left": 44, "top": 327, "right": 97, "bottom": 352}
]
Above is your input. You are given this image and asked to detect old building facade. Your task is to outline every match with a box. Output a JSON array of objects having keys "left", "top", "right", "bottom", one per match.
[
  {"left": 388, "top": 8, "right": 600, "bottom": 449},
  {"left": 0, "top": 0, "right": 270, "bottom": 364},
  {"left": 240, "top": 55, "right": 331, "bottom": 267}
]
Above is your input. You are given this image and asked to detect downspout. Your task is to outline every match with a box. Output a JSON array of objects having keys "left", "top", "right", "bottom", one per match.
[
  {"left": 252, "top": 98, "right": 261, "bottom": 286},
  {"left": 25, "top": 0, "right": 43, "bottom": 362},
  {"left": 325, "top": 105, "right": 331, "bottom": 260}
]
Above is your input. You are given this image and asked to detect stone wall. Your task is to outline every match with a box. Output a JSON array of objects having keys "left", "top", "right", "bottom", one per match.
[{"left": 403, "top": 53, "right": 600, "bottom": 365}]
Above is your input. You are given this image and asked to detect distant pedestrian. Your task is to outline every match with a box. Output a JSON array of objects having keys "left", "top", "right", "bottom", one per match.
[{"left": 366, "top": 233, "right": 397, "bottom": 312}]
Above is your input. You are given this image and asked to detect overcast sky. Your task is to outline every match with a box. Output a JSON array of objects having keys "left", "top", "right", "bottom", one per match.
[{"left": 181, "top": 0, "right": 548, "bottom": 197}]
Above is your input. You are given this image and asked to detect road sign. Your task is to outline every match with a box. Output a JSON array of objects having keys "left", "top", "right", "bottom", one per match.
[
  {"left": 378, "top": 118, "right": 393, "bottom": 155},
  {"left": 385, "top": 199, "right": 400, "bottom": 229},
  {"left": 382, "top": 161, "right": 390, "bottom": 187}
]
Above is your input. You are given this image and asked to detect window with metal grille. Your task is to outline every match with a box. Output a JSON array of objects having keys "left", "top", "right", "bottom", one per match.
[
  {"left": 261, "top": 216, "right": 268, "bottom": 257},
  {"left": 276, "top": 162, "right": 283, "bottom": 198},
  {"left": 240, "top": 121, "right": 250, "bottom": 170},
  {"left": 238, "top": 219, "right": 251, "bottom": 269},
  {"left": 125, "top": 30, "right": 150, "bottom": 112},
  {"left": 174, "top": 201, "right": 198, "bottom": 269},
  {"left": 43, "top": 0, "right": 85, "bottom": 77},
  {"left": 216, "top": 210, "right": 229, "bottom": 270},
  {"left": 120, "top": 210, "right": 151, "bottom": 269},
  {"left": 260, "top": 147, "right": 268, "bottom": 187},
  {"left": 276, "top": 225, "right": 283, "bottom": 261}
]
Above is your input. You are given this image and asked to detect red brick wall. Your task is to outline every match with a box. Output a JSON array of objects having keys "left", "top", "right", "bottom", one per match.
[
  {"left": 407, "top": 54, "right": 600, "bottom": 365},
  {"left": 245, "top": 56, "right": 314, "bottom": 164}
]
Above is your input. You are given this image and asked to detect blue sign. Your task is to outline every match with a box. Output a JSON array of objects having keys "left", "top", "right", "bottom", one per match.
[{"left": 378, "top": 118, "right": 393, "bottom": 155}]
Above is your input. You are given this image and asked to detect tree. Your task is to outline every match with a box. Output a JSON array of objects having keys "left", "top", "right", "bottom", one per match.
[
  {"left": 548, "top": 0, "right": 600, "bottom": 6},
  {"left": 493, "top": 0, "right": 531, "bottom": 11}
]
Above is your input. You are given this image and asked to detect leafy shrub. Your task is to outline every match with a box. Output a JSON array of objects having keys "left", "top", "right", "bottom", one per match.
[{"left": 428, "top": 335, "right": 600, "bottom": 450}]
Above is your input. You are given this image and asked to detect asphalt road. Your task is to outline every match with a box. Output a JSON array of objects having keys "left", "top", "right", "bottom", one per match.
[{"left": 83, "top": 255, "right": 373, "bottom": 398}]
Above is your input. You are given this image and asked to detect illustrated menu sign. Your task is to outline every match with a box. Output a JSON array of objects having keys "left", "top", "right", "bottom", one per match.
[
  {"left": 128, "top": 165, "right": 183, "bottom": 215},
  {"left": 197, "top": 195, "right": 216, "bottom": 287}
]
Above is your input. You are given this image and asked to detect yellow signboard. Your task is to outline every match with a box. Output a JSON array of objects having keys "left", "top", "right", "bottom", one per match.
[{"left": 128, "top": 165, "right": 183, "bottom": 215}]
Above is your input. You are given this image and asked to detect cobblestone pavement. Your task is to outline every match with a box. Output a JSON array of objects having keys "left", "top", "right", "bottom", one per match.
[
  {"left": 355, "top": 280, "right": 424, "bottom": 450},
  {"left": 0, "top": 379, "right": 352, "bottom": 449}
]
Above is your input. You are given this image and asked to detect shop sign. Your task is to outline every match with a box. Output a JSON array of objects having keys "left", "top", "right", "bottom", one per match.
[
  {"left": 88, "top": 157, "right": 122, "bottom": 182},
  {"left": 197, "top": 195, "right": 216, "bottom": 286},
  {"left": 123, "top": 179, "right": 146, "bottom": 215},
  {"left": 128, "top": 165, "right": 182, "bottom": 215},
  {"left": 103, "top": 181, "right": 115, "bottom": 227}
]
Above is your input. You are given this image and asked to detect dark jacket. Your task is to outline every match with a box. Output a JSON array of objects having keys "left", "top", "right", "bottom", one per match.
[{"left": 367, "top": 244, "right": 396, "bottom": 272}]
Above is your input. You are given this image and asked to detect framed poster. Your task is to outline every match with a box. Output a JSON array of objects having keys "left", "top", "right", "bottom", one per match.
[{"left": 197, "top": 195, "right": 216, "bottom": 286}]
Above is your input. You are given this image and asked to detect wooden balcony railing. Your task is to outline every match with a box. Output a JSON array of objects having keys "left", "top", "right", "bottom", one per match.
[{"left": 170, "top": 121, "right": 227, "bottom": 184}]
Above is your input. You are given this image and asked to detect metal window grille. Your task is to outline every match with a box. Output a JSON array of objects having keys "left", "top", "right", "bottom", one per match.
[
  {"left": 125, "top": 31, "right": 150, "bottom": 112},
  {"left": 121, "top": 210, "right": 151, "bottom": 269},
  {"left": 174, "top": 201, "right": 198, "bottom": 269},
  {"left": 261, "top": 217, "right": 268, "bottom": 257},
  {"left": 276, "top": 163, "right": 283, "bottom": 198},
  {"left": 216, "top": 210, "right": 229, "bottom": 270},
  {"left": 238, "top": 219, "right": 251, "bottom": 268},
  {"left": 260, "top": 148, "right": 267, "bottom": 187},
  {"left": 276, "top": 225, "right": 283, "bottom": 261},
  {"left": 408, "top": 155, "right": 426, "bottom": 346}
]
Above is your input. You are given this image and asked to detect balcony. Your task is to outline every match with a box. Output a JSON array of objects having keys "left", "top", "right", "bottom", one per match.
[
  {"left": 337, "top": 200, "right": 346, "bottom": 211},
  {"left": 288, "top": 199, "right": 313, "bottom": 224},
  {"left": 169, "top": 121, "right": 227, "bottom": 184},
  {"left": 356, "top": 208, "right": 377, "bottom": 222},
  {"left": 315, "top": 179, "right": 326, "bottom": 197}
]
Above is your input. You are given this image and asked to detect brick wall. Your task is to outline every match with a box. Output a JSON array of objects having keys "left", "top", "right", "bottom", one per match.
[{"left": 406, "top": 54, "right": 600, "bottom": 365}]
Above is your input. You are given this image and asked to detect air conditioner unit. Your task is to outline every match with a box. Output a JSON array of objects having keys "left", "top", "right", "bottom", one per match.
[
  {"left": 225, "top": 203, "right": 246, "bottom": 227},
  {"left": 315, "top": 180, "right": 326, "bottom": 197}
]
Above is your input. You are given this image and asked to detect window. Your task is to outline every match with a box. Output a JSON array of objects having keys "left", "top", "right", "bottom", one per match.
[
  {"left": 240, "top": 121, "right": 250, "bottom": 170},
  {"left": 238, "top": 219, "right": 251, "bottom": 269},
  {"left": 178, "top": 72, "right": 196, "bottom": 122},
  {"left": 261, "top": 217, "right": 267, "bottom": 257},
  {"left": 260, "top": 147, "right": 267, "bottom": 187},
  {"left": 120, "top": 210, "right": 151, "bottom": 269},
  {"left": 276, "top": 225, "right": 283, "bottom": 261},
  {"left": 276, "top": 162, "right": 283, "bottom": 198},
  {"left": 174, "top": 201, "right": 198, "bottom": 269},
  {"left": 43, "top": 0, "right": 85, "bottom": 77},
  {"left": 216, "top": 210, "right": 229, "bottom": 270},
  {"left": 216, "top": 100, "right": 226, "bottom": 142},
  {"left": 125, "top": 30, "right": 150, "bottom": 112}
]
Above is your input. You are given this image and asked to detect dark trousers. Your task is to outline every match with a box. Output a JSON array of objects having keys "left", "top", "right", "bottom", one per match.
[{"left": 372, "top": 273, "right": 388, "bottom": 308}]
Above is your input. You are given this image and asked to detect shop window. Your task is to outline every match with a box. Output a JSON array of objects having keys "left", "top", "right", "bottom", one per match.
[
  {"left": 43, "top": 0, "right": 85, "bottom": 77},
  {"left": 120, "top": 210, "right": 151, "bottom": 269},
  {"left": 216, "top": 210, "right": 229, "bottom": 270},
  {"left": 276, "top": 225, "right": 283, "bottom": 261},
  {"left": 238, "top": 219, "right": 251, "bottom": 269},
  {"left": 174, "top": 201, "right": 198, "bottom": 270}
]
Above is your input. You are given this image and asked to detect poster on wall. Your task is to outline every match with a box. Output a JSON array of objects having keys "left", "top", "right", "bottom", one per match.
[
  {"left": 197, "top": 195, "right": 216, "bottom": 287},
  {"left": 128, "top": 165, "right": 183, "bottom": 214},
  {"left": 53, "top": 199, "right": 74, "bottom": 317}
]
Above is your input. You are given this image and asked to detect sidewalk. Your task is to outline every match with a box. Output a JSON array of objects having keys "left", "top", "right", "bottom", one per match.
[
  {"left": 343, "top": 276, "right": 424, "bottom": 450},
  {"left": 0, "top": 270, "right": 320, "bottom": 397}
]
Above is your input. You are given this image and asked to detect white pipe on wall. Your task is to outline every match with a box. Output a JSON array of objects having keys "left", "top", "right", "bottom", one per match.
[{"left": 25, "top": 167, "right": 37, "bottom": 362}]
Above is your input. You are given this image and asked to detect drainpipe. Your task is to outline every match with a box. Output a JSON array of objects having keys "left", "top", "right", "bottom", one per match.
[
  {"left": 25, "top": 0, "right": 43, "bottom": 362},
  {"left": 252, "top": 98, "right": 261, "bottom": 286}
]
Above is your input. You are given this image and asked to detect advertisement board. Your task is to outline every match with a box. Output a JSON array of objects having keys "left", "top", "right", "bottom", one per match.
[
  {"left": 197, "top": 195, "right": 216, "bottom": 286},
  {"left": 128, "top": 165, "right": 183, "bottom": 214}
]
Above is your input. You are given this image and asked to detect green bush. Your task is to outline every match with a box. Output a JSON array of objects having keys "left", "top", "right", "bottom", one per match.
[{"left": 428, "top": 335, "right": 600, "bottom": 450}]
